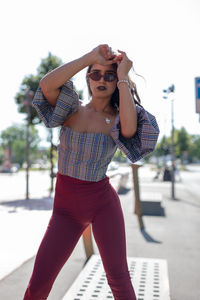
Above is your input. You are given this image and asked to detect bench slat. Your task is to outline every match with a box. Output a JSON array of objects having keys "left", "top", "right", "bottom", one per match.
[{"left": 62, "top": 254, "right": 170, "bottom": 300}]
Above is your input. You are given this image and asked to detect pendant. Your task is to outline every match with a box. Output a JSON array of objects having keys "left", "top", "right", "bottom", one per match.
[{"left": 105, "top": 117, "right": 111, "bottom": 124}]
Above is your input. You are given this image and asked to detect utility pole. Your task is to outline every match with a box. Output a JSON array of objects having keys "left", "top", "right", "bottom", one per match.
[
  {"left": 170, "top": 94, "right": 175, "bottom": 199},
  {"left": 49, "top": 128, "right": 56, "bottom": 196},
  {"left": 24, "top": 89, "right": 34, "bottom": 200},
  {"left": 163, "top": 84, "right": 176, "bottom": 200}
]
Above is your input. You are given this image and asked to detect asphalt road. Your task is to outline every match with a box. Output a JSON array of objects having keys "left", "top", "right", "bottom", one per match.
[
  {"left": 1, "top": 164, "right": 199, "bottom": 203},
  {"left": 0, "top": 168, "right": 126, "bottom": 202},
  {"left": 180, "top": 165, "right": 200, "bottom": 201},
  {"left": 0, "top": 164, "right": 199, "bottom": 300}
]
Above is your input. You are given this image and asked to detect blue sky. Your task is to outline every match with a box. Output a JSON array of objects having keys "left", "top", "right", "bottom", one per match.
[{"left": 1, "top": 0, "right": 200, "bottom": 146}]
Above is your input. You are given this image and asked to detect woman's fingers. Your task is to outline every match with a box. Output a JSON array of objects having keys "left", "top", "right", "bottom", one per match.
[
  {"left": 105, "top": 54, "right": 122, "bottom": 65},
  {"left": 117, "top": 50, "right": 127, "bottom": 58},
  {"left": 118, "top": 49, "right": 125, "bottom": 54},
  {"left": 115, "top": 54, "right": 123, "bottom": 61},
  {"left": 102, "top": 45, "right": 115, "bottom": 58},
  {"left": 96, "top": 44, "right": 126, "bottom": 65}
]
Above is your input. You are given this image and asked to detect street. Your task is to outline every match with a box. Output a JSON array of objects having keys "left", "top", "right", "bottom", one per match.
[
  {"left": 0, "top": 169, "right": 124, "bottom": 203},
  {"left": 0, "top": 164, "right": 200, "bottom": 300},
  {"left": 0, "top": 166, "right": 126, "bottom": 281},
  {"left": 179, "top": 165, "right": 200, "bottom": 201},
  {"left": 1, "top": 164, "right": 199, "bottom": 203}
]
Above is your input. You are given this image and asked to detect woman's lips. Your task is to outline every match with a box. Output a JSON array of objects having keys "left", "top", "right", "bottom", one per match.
[{"left": 97, "top": 86, "right": 106, "bottom": 91}]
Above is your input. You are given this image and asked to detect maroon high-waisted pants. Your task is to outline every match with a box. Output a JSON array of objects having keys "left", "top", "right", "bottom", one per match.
[{"left": 23, "top": 173, "right": 137, "bottom": 300}]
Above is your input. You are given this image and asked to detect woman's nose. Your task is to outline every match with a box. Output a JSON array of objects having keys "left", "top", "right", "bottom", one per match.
[
  {"left": 99, "top": 73, "right": 106, "bottom": 82},
  {"left": 99, "top": 77, "right": 105, "bottom": 83}
]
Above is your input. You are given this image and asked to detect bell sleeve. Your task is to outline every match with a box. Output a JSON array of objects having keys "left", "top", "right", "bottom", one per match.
[
  {"left": 110, "top": 105, "right": 160, "bottom": 163},
  {"left": 32, "top": 79, "right": 79, "bottom": 128}
]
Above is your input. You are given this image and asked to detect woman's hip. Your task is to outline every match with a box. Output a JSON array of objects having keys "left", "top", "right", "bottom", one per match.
[{"left": 53, "top": 172, "right": 118, "bottom": 214}]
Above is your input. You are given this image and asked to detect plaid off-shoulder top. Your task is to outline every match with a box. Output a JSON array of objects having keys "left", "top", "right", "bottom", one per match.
[{"left": 32, "top": 80, "right": 160, "bottom": 182}]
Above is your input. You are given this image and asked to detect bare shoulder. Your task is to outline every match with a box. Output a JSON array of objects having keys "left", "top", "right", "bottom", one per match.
[
  {"left": 77, "top": 101, "right": 86, "bottom": 114},
  {"left": 63, "top": 101, "right": 84, "bottom": 127},
  {"left": 63, "top": 101, "right": 118, "bottom": 134}
]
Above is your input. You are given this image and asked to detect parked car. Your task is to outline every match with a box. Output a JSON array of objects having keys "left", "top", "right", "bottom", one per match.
[{"left": 0, "top": 163, "right": 20, "bottom": 173}]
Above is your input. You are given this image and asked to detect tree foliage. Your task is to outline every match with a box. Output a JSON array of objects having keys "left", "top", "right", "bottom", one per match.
[
  {"left": 188, "top": 135, "right": 200, "bottom": 161},
  {"left": 14, "top": 51, "right": 83, "bottom": 125},
  {"left": 155, "top": 127, "right": 200, "bottom": 162},
  {"left": 113, "top": 149, "right": 127, "bottom": 162},
  {"left": 14, "top": 52, "right": 63, "bottom": 125},
  {"left": 0, "top": 124, "right": 41, "bottom": 166}
]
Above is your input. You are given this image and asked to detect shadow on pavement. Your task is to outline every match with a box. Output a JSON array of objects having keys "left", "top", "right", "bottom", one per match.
[
  {"left": 166, "top": 196, "right": 200, "bottom": 208},
  {"left": 141, "top": 206, "right": 166, "bottom": 217},
  {"left": 0, "top": 197, "right": 53, "bottom": 212},
  {"left": 141, "top": 228, "right": 162, "bottom": 244},
  {"left": 118, "top": 187, "right": 131, "bottom": 195},
  {"left": 179, "top": 198, "right": 200, "bottom": 208}
]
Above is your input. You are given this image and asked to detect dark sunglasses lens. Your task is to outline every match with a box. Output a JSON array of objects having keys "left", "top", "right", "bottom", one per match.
[
  {"left": 89, "top": 72, "right": 101, "bottom": 81},
  {"left": 88, "top": 71, "right": 117, "bottom": 81},
  {"left": 104, "top": 73, "right": 117, "bottom": 82}
]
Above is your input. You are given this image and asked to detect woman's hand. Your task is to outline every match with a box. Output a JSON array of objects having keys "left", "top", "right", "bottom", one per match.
[
  {"left": 89, "top": 44, "right": 118, "bottom": 66},
  {"left": 115, "top": 50, "right": 133, "bottom": 79}
]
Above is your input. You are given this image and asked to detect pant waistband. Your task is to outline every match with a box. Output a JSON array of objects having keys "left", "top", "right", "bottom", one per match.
[{"left": 56, "top": 172, "right": 109, "bottom": 185}]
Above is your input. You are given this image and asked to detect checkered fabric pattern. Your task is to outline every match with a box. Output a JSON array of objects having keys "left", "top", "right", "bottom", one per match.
[
  {"left": 32, "top": 80, "right": 79, "bottom": 128},
  {"left": 110, "top": 105, "right": 160, "bottom": 164},
  {"left": 32, "top": 79, "right": 160, "bottom": 181},
  {"left": 58, "top": 126, "right": 118, "bottom": 181}
]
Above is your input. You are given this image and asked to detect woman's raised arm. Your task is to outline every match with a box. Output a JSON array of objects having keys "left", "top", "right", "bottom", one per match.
[
  {"left": 39, "top": 44, "right": 118, "bottom": 106},
  {"left": 40, "top": 53, "right": 93, "bottom": 106}
]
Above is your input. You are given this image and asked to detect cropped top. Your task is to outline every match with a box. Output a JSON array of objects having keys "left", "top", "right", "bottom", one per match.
[{"left": 32, "top": 80, "right": 160, "bottom": 182}]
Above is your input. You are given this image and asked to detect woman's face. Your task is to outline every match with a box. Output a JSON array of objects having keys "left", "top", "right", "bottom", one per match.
[{"left": 88, "top": 64, "right": 117, "bottom": 98}]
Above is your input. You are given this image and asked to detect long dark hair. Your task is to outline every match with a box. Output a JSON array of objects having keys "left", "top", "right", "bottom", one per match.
[{"left": 86, "top": 63, "right": 143, "bottom": 111}]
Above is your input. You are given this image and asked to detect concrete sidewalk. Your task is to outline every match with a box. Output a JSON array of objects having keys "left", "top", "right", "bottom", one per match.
[{"left": 0, "top": 165, "right": 199, "bottom": 300}]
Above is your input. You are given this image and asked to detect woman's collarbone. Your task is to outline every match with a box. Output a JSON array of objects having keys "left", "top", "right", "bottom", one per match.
[{"left": 63, "top": 106, "right": 117, "bottom": 135}]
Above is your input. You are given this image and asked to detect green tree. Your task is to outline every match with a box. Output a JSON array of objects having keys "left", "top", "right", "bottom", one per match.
[
  {"left": 154, "top": 135, "right": 171, "bottom": 157},
  {"left": 15, "top": 52, "right": 63, "bottom": 124},
  {"left": 188, "top": 135, "right": 200, "bottom": 162},
  {"left": 15, "top": 51, "right": 83, "bottom": 124},
  {"left": 14, "top": 52, "right": 84, "bottom": 194},
  {"left": 174, "top": 127, "right": 191, "bottom": 161},
  {"left": 0, "top": 124, "right": 40, "bottom": 167},
  {"left": 0, "top": 145, "right": 4, "bottom": 165},
  {"left": 154, "top": 127, "right": 200, "bottom": 163},
  {"left": 113, "top": 149, "right": 127, "bottom": 162}
]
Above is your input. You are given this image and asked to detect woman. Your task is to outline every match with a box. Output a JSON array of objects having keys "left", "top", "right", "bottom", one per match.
[{"left": 23, "top": 44, "right": 159, "bottom": 300}]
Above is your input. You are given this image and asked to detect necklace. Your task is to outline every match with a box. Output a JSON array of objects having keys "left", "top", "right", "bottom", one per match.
[
  {"left": 105, "top": 117, "right": 111, "bottom": 124},
  {"left": 86, "top": 103, "right": 112, "bottom": 124}
]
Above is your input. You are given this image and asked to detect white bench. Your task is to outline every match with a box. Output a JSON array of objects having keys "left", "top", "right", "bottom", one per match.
[{"left": 62, "top": 254, "right": 170, "bottom": 300}]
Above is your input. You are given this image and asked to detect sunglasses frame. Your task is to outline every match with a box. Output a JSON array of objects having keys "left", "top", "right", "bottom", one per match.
[{"left": 87, "top": 71, "right": 118, "bottom": 82}]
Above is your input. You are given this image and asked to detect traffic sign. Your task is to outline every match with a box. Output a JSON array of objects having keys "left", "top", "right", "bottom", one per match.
[{"left": 195, "top": 77, "right": 200, "bottom": 113}]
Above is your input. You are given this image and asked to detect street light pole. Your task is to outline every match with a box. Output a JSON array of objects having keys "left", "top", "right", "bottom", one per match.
[
  {"left": 163, "top": 84, "right": 176, "bottom": 200},
  {"left": 24, "top": 89, "right": 34, "bottom": 200},
  {"left": 170, "top": 96, "right": 175, "bottom": 200}
]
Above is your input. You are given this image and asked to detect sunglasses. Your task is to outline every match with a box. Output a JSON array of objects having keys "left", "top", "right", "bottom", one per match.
[{"left": 87, "top": 71, "right": 118, "bottom": 82}]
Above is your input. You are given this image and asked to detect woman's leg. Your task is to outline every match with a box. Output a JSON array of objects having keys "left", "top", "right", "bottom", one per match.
[
  {"left": 23, "top": 211, "right": 87, "bottom": 300},
  {"left": 92, "top": 186, "right": 137, "bottom": 300}
]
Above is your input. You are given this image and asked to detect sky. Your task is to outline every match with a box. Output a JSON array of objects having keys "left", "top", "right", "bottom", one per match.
[{"left": 0, "top": 0, "right": 200, "bottom": 147}]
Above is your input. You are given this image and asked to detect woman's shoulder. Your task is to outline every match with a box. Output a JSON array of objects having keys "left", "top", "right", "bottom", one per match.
[{"left": 63, "top": 102, "right": 118, "bottom": 134}]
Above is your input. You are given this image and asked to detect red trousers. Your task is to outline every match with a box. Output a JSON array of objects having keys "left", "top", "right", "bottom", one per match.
[{"left": 23, "top": 173, "right": 137, "bottom": 300}]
